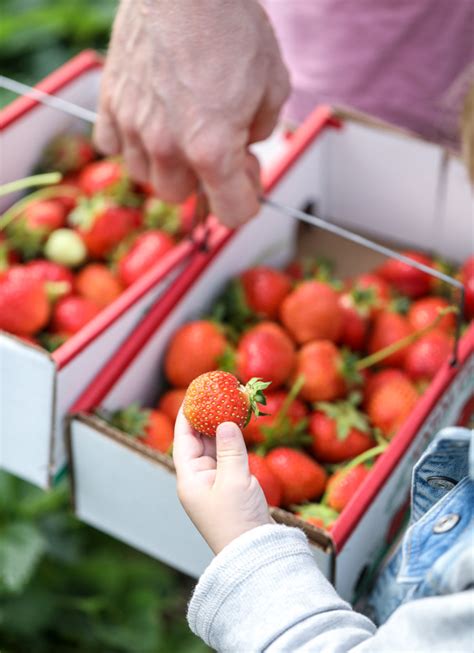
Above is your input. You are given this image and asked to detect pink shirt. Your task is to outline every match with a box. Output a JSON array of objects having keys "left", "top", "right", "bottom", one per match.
[{"left": 261, "top": 0, "right": 474, "bottom": 147}]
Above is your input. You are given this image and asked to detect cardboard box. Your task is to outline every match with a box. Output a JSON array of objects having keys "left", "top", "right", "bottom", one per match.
[{"left": 68, "top": 106, "right": 473, "bottom": 600}]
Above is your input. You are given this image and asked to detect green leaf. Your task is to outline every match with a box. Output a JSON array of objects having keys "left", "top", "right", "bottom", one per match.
[{"left": 0, "top": 522, "right": 45, "bottom": 592}]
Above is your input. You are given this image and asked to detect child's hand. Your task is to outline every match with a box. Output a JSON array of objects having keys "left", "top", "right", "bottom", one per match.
[{"left": 173, "top": 408, "right": 272, "bottom": 554}]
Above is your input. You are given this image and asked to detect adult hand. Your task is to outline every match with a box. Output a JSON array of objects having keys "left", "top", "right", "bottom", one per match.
[
  {"left": 95, "top": 0, "right": 290, "bottom": 228},
  {"left": 173, "top": 409, "right": 272, "bottom": 555}
]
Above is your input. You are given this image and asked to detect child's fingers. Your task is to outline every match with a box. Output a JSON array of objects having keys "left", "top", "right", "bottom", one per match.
[
  {"left": 215, "top": 422, "right": 249, "bottom": 482},
  {"left": 173, "top": 407, "right": 204, "bottom": 474}
]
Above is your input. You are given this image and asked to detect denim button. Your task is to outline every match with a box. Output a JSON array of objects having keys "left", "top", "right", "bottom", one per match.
[
  {"left": 427, "top": 476, "right": 457, "bottom": 490},
  {"left": 433, "top": 513, "right": 460, "bottom": 533}
]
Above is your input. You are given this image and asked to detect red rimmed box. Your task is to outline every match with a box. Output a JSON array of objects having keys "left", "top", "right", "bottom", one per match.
[
  {"left": 68, "top": 106, "right": 473, "bottom": 598},
  {"left": 0, "top": 51, "right": 292, "bottom": 488}
]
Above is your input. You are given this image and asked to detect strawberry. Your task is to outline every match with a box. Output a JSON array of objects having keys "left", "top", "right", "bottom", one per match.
[
  {"left": 280, "top": 281, "right": 343, "bottom": 344},
  {"left": 407, "top": 297, "right": 455, "bottom": 333},
  {"left": 293, "top": 340, "right": 357, "bottom": 402},
  {"left": 75, "top": 264, "right": 123, "bottom": 308},
  {"left": 8, "top": 199, "right": 67, "bottom": 258},
  {"left": 326, "top": 464, "right": 370, "bottom": 512},
  {"left": 70, "top": 197, "right": 141, "bottom": 258},
  {"left": 0, "top": 276, "right": 50, "bottom": 336},
  {"left": 239, "top": 267, "right": 292, "bottom": 319},
  {"left": 368, "top": 310, "right": 412, "bottom": 367},
  {"left": 309, "top": 397, "right": 374, "bottom": 463},
  {"left": 377, "top": 251, "right": 433, "bottom": 298},
  {"left": 165, "top": 320, "right": 228, "bottom": 388},
  {"left": 248, "top": 452, "right": 282, "bottom": 507},
  {"left": 366, "top": 375, "right": 419, "bottom": 437},
  {"left": 284, "top": 257, "right": 334, "bottom": 282},
  {"left": 18, "top": 260, "right": 75, "bottom": 295},
  {"left": 40, "top": 132, "right": 96, "bottom": 174},
  {"left": 108, "top": 404, "right": 174, "bottom": 454},
  {"left": 117, "top": 230, "right": 175, "bottom": 287},
  {"left": 461, "top": 256, "right": 474, "bottom": 320},
  {"left": 0, "top": 234, "right": 18, "bottom": 277},
  {"left": 44, "top": 228, "right": 88, "bottom": 267},
  {"left": 403, "top": 329, "right": 453, "bottom": 382},
  {"left": 351, "top": 273, "right": 391, "bottom": 316},
  {"left": 363, "top": 368, "right": 410, "bottom": 406},
  {"left": 295, "top": 503, "right": 338, "bottom": 530},
  {"left": 157, "top": 388, "right": 186, "bottom": 423},
  {"left": 236, "top": 322, "right": 295, "bottom": 389},
  {"left": 144, "top": 196, "right": 195, "bottom": 236},
  {"left": 78, "top": 158, "right": 130, "bottom": 198},
  {"left": 244, "top": 390, "right": 308, "bottom": 445},
  {"left": 338, "top": 289, "right": 373, "bottom": 351},
  {"left": 50, "top": 295, "right": 101, "bottom": 336},
  {"left": 265, "top": 447, "right": 327, "bottom": 505},
  {"left": 183, "top": 371, "right": 270, "bottom": 437}
]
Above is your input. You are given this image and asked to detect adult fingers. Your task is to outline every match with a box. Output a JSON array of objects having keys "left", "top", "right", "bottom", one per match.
[
  {"left": 122, "top": 132, "right": 150, "bottom": 184},
  {"left": 248, "top": 66, "right": 291, "bottom": 143},
  {"left": 148, "top": 156, "right": 198, "bottom": 203},
  {"left": 215, "top": 422, "right": 249, "bottom": 483}
]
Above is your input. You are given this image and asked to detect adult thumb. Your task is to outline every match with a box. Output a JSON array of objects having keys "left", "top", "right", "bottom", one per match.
[{"left": 215, "top": 422, "right": 249, "bottom": 480}]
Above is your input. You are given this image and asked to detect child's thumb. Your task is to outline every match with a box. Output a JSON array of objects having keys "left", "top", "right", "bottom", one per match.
[{"left": 215, "top": 421, "right": 249, "bottom": 480}]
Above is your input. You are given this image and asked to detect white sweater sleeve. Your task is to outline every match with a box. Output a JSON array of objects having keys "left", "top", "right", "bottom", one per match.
[{"left": 187, "top": 524, "right": 474, "bottom": 653}]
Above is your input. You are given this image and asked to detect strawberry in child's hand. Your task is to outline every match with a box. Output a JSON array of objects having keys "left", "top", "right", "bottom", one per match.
[
  {"left": 248, "top": 452, "right": 282, "bottom": 507},
  {"left": 403, "top": 329, "right": 453, "bottom": 382},
  {"left": 244, "top": 390, "right": 308, "bottom": 445},
  {"left": 265, "top": 447, "right": 327, "bottom": 505},
  {"left": 50, "top": 296, "right": 101, "bottom": 336},
  {"left": 326, "top": 464, "right": 370, "bottom": 512},
  {"left": 40, "top": 132, "right": 96, "bottom": 174},
  {"left": 280, "top": 280, "right": 343, "bottom": 344},
  {"left": 8, "top": 199, "right": 67, "bottom": 258},
  {"left": 70, "top": 197, "right": 141, "bottom": 258},
  {"left": 295, "top": 504, "right": 339, "bottom": 530},
  {"left": 158, "top": 389, "right": 186, "bottom": 423},
  {"left": 109, "top": 404, "right": 174, "bottom": 453},
  {"left": 293, "top": 340, "right": 357, "bottom": 402},
  {"left": 408, "top": 297, "right": 455, "bottom": 333},
  {"left": 183, "top": 371, "right": 270, "bottom": 437},
  {"left": 366, "top": 374, "right": 419, "bottom": 437},
  {"left": 368, "top": 309, "right": 412, "bottom": 367},
  {"left": 239, "top": 266, "right": 292, "bottom": 319},
  {"left": 75, "top": 264, "right": 123, "bottom": 308},
  {"left": 165, "top": 320, "right": 228, "bottom": 388},
  {"left": 461, "top": 256, "right": 474, "bottom": 320},
  {"left": 236, "top": 322, "right": 295, "bottom": 389},
  {"left": 0, "top": 276, "right": 51, "bottom": 336},
  {"left": 117, "top": 230, "right": 175, "bottom": 287},
  {"left": 377, "top": 251, "right": 433, "bottom": 298},
  {"left": 309, "top": 395, "right": 375, "bottom": 463}
]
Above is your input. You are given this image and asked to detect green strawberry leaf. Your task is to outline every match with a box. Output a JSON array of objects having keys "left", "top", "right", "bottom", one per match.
[
  {"left": 0, "top": 522, "right": 45, "bottom": 592},
  {"left": 291, "top": 503, "right": 339, "bottom": 524},
  {"left": 99, "top": 403, "right": 150, "bottom": 439}
]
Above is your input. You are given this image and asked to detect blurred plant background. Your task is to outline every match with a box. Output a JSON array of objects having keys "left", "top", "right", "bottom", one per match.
[{"left": 0, "top": 1, "right": 208, "bottom": 650}]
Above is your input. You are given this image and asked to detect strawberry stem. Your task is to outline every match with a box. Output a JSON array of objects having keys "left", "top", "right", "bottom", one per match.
[
  {"left": 272, "top": 375, "right": 304, "bottom": 431},
  {"left": 0, "top": 172, "right": 62, "bottom": 198},
  {"left": 356, "top": 306, "right": 457, "bottom": 370}
]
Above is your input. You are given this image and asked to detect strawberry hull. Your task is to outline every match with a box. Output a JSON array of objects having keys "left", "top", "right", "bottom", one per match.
[
  {"left": 68, "top": 107, "right": 472, "bottom": 598},
  {"left": 0, "top": 51, "right": 293, "bottom": 488}
]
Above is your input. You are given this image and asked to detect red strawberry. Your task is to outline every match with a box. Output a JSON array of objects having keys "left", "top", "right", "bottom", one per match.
[
  {"left": 363, "top": 369, "right": 410, "bottom": 406},
  {"left": 403, "top": 329, "right": 452, "bottom": 382},
  {"left": 248, "top": 453, "right": 282, "bottom": 507},
  {"left": 293, "top": 340, "right": 355, "bottom": 402},
  {"left": 326, "top": 465, "right": 370, "bottom": 512},
  {"left": 70, "top": 197, "right": 141, "bottom": 258},
  {"left": 50, "top": 296, "right": 101, "bottom": 336},
  {"left": 239, "top": 267, "right": 292, "bottom": 320},
  {"left": 244, "top": 390, "right": 308, "bottom": 445},
  {"left": 117, "top": 230, "right": 175, "bottom": 287},
  {"left": 78, "top": 159, "right": 128, "bottom": 197},
  {"left": 377, "top": 251, "right": 433, "bottom": 298},
  {"left": 0, "top": 276, "right": 50, "bottom": 336},
  {"left": 183, "top": 371, "right": 270, "bottom": 437},
  {"left": 158, "top": 389, "right": 186, "bottom": 424},
  {"left": 338, "top": 290, "right": 372, "bottom": 351},
  {"left": 236, "top": 322, "right": 295, "bottom": 389},
  {"left": 280, "top": 281, "right": 343, "bottom": 344},
  {"left": 368, "top": 310, "right": 412, "bottom": 367},
  {"left": 265, "top": 447, "right": 327, "bottom": 505},
  {"left": 309, "top": 398, "right": 374, "bottom": 463},
  {"left": 367, "top": 375, "right": 419, "bottom": 437},
  {"left": 408, "top": 297, "right": 455, "bottom": 333},
  {"left": 165, "top": 321, "right": 228, "bottom": 388},
  {"left": 41, "top": 132, "right": 96, "bottom": 174},
  {"left": 295, "top": 504, "right": 338, "bottom": 530},
  {"left": 109, "top": 404, "right": 174, "bottom": 454},
  {"left": 284, "top": 258, "right": 333, "bottom": 282},
  {"left": 351, "top": 273, "right": 391, "bottom": 316},
  {"left": 19, "top": 260, "right": 74, "bottom": 294},
  {"left": 461, "top": 256, "right": 474, "bottom": 320},
  {"left": 75, "top": 264, "right": 123, "bottom": 308},
  {"left": 8, "top": 199, "right": 67, "bottom": 258}
]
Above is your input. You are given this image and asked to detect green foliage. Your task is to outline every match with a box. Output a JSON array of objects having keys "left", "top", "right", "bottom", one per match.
[{"left": 0, "top": 471, "right": 209, "bottom": 653}]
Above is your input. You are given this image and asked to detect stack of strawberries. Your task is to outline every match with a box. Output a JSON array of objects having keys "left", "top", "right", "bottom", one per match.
[
  {"left": 105, "top": 254, "right": 473, "bottom": 532},
  {"left": 0, "top": 132, "right": 194, "bottom": 350}
]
